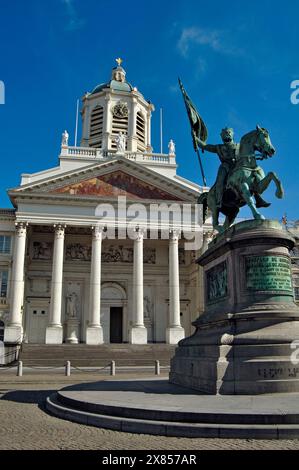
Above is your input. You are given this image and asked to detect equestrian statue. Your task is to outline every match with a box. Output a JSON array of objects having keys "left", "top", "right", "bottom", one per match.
[{"left": 179, "top": 79, "right": 284, "bottom": 233}]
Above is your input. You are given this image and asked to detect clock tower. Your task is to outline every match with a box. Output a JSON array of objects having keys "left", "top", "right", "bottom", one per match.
[{"left": 81, "top": 59, "right": 155, "bottom": 153}]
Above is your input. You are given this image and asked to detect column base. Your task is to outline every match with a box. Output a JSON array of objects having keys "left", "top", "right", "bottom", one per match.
[
  {"left": 45, "top": 326, "right": 63, "bottom": 344},
  {"left": 129, "top": 326, "right": 148, "bottom": 344},
  {"left": 4, "top": 325, "right": 23, "bottom": 344},
  {"left": 86, "top": 326, "right": 104, "bottom": 345},
  {"left": 166, "top": 326, "right": 185, "bottom": 345},
  {"left": 66, "top": 319, "right": 80, "bottom": 344}
]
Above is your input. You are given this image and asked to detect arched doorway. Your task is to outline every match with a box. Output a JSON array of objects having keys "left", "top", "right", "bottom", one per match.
[{"left": 101, "top": 283, "right": 127, "bottom": 343}]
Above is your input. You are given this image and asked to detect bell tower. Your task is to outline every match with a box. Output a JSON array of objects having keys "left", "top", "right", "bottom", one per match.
[{"left": 81, "top": 59, "right": 155, "bottom": 153}]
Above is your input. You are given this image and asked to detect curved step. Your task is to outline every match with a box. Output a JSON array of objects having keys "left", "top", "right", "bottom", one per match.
[
  {"left": 45, "top": 379, "right": 299, "bottom": 439},
  {"left": 46, "top": 394, "right": 299, "bottom": 439}
]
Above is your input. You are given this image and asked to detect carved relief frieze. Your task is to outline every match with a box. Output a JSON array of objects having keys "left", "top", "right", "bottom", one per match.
[{"left": 32, "top": 242, "right": 53, "bottom": 260}]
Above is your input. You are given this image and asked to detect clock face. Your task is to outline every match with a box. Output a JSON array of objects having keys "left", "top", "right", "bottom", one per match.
[{"left": 112, "top": 102, "right": 128, "bottom": 118}]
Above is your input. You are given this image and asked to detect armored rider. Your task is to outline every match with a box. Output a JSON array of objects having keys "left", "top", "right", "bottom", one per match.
[
  {"left": 195, "top": 127, "right": 270, "bottom": 209},
  {"left": 195, "top": 127, "right": 238, "bottom": 208}
]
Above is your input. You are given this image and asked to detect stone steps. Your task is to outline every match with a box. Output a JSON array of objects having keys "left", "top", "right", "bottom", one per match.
[
  {"left": 20, "top": 344, "right": 176, "bottom": 367},
  {"left": 46, "top": 379, "right": 299, "bottom": 439}
]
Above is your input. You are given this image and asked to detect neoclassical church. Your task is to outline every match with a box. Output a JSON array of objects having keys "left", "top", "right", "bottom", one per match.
[{"left": 0, "top": 60, "right": 211, "bottom": 357}]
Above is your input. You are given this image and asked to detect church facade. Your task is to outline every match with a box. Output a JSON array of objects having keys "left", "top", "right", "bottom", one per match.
[{"left": 0, "top": 62, "right": 211, "bottom": 353}]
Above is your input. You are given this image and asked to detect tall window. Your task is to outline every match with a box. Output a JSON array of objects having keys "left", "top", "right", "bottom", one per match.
[
  {"left": 89, "top": 105, "right": 103, "bottom": 148},
  {"left": 0, "top": 236, "right": 11, "bottom": 254},
  {"left": 136, "top": 111, "right": 145, "bottom": 151},
  {"left": 0, "top": 271, "right": 8, "bottom": 298}
]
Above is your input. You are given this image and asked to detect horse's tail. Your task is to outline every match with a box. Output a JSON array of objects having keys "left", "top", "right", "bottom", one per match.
[{"left": 197, "top": 192, "right": 208, "bottom": 223}]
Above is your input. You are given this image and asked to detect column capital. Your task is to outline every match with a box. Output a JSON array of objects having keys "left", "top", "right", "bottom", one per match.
[
  {"left": 91, "top": 225, "right": 105, "bottom": 240},
  {"left": 134, "top": 226, "right": 146, "bottom": 241},
  {"left": 15, "top": 222, "right": 28, "bottom": 237},
  {"left": 169, "top": 229, "right": 180, "bottom": 242},
  {"left": 53, "top": 224, "right": 66, "bottom": 238}
]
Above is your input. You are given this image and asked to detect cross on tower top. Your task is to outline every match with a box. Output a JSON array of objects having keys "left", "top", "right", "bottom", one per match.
[{"left": 116, "top": 57, "right": 123, "bottom": 67}]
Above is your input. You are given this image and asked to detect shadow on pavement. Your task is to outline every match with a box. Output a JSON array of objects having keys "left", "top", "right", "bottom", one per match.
[
  {"left": 1, "top": 389, "right": 56, "bottom": 406},
  {"left": 61, "top": 379, "right": 203, "bottom": 395}
]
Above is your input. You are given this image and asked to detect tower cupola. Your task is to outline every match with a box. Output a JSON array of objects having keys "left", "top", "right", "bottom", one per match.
[{"left": 80, "top": 59, "right": 155, "bottom": 153}]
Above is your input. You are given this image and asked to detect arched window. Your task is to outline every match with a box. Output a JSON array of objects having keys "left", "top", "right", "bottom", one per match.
[
  {"left": 0, "top": 321, "right": 4, "bottom": 342},
  {"left": 136, "top": 111, "right": 145, "bottom": 151},
  {"left": 89, "top": 105, "right": 104, "bottom": 148}
]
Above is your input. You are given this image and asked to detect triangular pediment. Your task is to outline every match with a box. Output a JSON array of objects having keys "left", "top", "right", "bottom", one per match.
[
  {"left": 9, "top": 158, "right": 199, "bottom": 205},
  {"left": 52, "top": 170, "right": 181, "bottom": 200}
]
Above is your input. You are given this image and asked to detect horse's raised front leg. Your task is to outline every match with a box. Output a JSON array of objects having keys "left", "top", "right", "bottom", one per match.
[
  {"left": 240, "top": 182, "right": 265, "bottom": 220},
  {"left": 256, "top": 171, "right": 284, "bottom": 199}
]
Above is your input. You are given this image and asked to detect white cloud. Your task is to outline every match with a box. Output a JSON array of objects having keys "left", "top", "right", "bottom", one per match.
[
  {"left": 177, "top": 26, "right": 242, "bottom": 58},
  {"left": 61, "top": 0, "right": 85, "bottom": 31}
]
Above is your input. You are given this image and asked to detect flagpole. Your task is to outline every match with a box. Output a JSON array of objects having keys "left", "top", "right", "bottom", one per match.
[
  {"left": 74, "top": 99, "right": 79, "bottom": 147},
  {"left": 196, "top": 149, "right": 207, "bottom": 186},
  {"left": 160, "top": 108, "right": 163, "bottom": 154}
]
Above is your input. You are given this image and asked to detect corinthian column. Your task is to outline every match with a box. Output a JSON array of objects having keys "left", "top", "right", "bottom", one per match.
[
  {"left": 86, "top": 225, "right": 104, "bottom": 345},
  {"left": 4, "top": 222, "right": 27, "bottom": 344},
  {"left": 129, "top": 228, "right": 147, "bottom": 344},
  {"left": 45, "top": 224, "right": 65, "bottom": 344},
  {"left": 166, "top": 230, "right": 185, "bottom": 344}
]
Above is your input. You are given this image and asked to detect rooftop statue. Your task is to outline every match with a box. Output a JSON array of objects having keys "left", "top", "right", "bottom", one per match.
[
  {"left": 179, "top": 79, "right": 284, "bottom": 233},
  {"left": 168, "top": 139, "right": 176, "bottom": 155},
  {"left": 61, "top": 129, "right": 69, "bottom": 147}
]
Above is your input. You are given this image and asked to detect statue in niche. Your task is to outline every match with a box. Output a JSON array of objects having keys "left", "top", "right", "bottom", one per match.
[
  {"left": 114, "top": 132, "right": 126, "bottom": 153},
  {"left": 66, "top": 292, "right": 79, "bottom": 318},
  {"left": 144, "top": 295, "right": 153, "bottom": 320}
]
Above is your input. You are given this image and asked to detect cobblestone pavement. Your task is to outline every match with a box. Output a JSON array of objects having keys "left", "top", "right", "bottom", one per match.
[{"left": 1, "top": 370, "right": 299, "bottom": 450}]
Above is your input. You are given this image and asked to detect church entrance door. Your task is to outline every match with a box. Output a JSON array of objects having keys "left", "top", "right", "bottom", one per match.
[
  {"left": 28, "top": 307, "right": 48, "bottom": 343},
  {"left": 110, "top": 307, "right": 123, "bottom": 343}
]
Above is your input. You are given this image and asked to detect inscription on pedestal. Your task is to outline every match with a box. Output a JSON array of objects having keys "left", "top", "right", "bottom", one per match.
[
  {"left": 206, "top": 261, "right": 228, "bottom": 302},
  {"left": 258, "top": 367, "right": 299, "bottom": 379},
  {"left": 245, "top": 255, "right": 292, "bottom": 292}
]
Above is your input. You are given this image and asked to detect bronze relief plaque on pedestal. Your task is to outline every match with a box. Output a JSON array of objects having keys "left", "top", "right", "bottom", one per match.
[
  {"left": 206, "top": 261, "right": 228, "bottom": 303},
  {"left": 245, "top": 255, "right": 292, "bottom": 292}
]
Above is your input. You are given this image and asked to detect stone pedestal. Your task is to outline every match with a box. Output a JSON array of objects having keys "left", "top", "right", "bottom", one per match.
[
  {"left": 169, "top": 220, "right": 299, "bottom": 394},
  {"left": 4, "top": 325, "right": 23, "bottom": 345},
  {"left": 66, "top": 319, "right": 80, "bottom": 344},
  {"left": 166, "top": 326, "right": 185, "bottom": 345},
  {"left": 45, "top": 326, "right": 63, "bottom": 345},
  {"left": 129, "top": 326, "right": 148, "bottom": 345}
]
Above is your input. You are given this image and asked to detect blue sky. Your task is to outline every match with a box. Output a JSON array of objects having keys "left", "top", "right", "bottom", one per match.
[{"left": 0, "top": 0, "right": 298, "bottom": 220}]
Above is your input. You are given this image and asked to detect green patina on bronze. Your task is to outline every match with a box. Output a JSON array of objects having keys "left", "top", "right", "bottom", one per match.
[
  {"left": 179, "top": 81, "right": 284, "bottom": 233},
  {"left": 206, "top": 261, "right": 228, "bottom": 302},
  {"left": 245, "top": 256, "right": 292, "bottom": 292}
]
